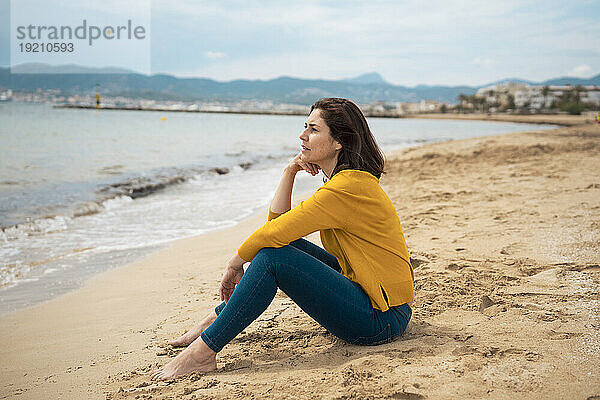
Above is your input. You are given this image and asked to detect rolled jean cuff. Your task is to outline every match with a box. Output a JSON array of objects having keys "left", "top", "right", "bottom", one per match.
[{"left": 200, "top": 330, "right": 221, "bottom": 353}]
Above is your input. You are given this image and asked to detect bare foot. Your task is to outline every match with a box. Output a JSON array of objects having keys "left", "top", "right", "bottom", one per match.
[
  {"left": 150, "top": 337, "right": 217, "bottom": 381},
  {"left": 169, "top": 310, "right": 218, "bottom": 347}
]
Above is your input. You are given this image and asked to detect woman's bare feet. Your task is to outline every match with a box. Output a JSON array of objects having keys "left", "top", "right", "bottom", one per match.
[
  {"left": 150, "top": 336, "right": 217, "bottom": 381},
  {"left": 169, "top": 310, "right": 218, "bottom": 347}
]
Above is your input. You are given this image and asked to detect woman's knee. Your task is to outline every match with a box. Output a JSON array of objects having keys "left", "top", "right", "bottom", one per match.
[
  {"left": 252, "top": 247, "right": 275, "bottom": 266},
  {"left": 252, "top": 246, "right": 288, "bottom": 269},
  {"left": 256, "top": 245, "right": 295, "bottom": 257},
  {"left": 251, "top": 246, "right": 295, "bottom": 277}
]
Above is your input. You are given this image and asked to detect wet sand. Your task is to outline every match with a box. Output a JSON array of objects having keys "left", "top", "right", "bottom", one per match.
[{"left": 1, "top": 115, "right": 598, "bottom": 399}]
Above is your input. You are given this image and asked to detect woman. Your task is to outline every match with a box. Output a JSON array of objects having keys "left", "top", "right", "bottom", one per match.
[{"left": 150, "top": 97, "right": 414, "bottom": 381}]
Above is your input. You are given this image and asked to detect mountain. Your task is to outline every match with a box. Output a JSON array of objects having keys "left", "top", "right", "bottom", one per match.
[
  {"left": 0, "top": 65, "right": 475, "bottom": 104},
  {"left": 484, "top": 75, "right": 600, "bottom": 87},
  {"left": 481, "top": 78, "right": 537, "bottom": 86},
  {"left": 1, "top": 63, "right": 598, "bottom": 104},
  {"left": 342, "top": 72, "right": 389, "bottom": 85},
  {"left": 540, "top": 75, "right": 600, "bottom": 86}
]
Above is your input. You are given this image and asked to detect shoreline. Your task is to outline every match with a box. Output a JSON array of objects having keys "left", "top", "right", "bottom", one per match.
[
  {"left": 54, "top": 104, "right": 309, "bottom": 116},
  {"left": 402, "top": 112, "right": 593, "bottom": 126},
  {"left": 54, "top": 103, "right": 597, "bottom": 124},
  {"left": 1, "top": 115, "right": 598, "bottom": 399},
  {"left": 0, "top": 188, "right": 315, "bottom": 317}
]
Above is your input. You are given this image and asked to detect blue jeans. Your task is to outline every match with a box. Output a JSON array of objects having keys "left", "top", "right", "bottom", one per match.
[{"left": 200, "top": 238, "right": 412, "bottom": 353}]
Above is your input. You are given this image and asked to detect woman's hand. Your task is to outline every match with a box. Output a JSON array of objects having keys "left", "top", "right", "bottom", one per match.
[
  {"left": 286, "top": 151, "right": 321, "bottom": 176},
  {"left": 219, "top": 265, "right": 244, "bottom": 303},
  {"left": 219, "top": 253, "right": 246, "bottom": 303}
]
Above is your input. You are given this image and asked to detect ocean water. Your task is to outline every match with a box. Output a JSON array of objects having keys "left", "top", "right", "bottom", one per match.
[{"left": 0, "top": 102, "right": 555, "bottom": 314}]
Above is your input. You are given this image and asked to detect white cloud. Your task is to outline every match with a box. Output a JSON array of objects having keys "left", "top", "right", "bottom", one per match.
[
  {"left": 568, "top": 64, "right": 593, "bottom": 77},
  {"left": 205, "top": 51, "right": 227, "bottom": 60},
  {"left": 177, "top": 52, "right": 364, "bottom": 82}
]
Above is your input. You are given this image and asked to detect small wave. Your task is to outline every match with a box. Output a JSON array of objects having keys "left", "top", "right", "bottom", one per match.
[
  {"left": 1, "top": 162, "right": 263, "bottom": 240},
  {"left": 1, "top": 215, "right": 71, "bottom": 241},
  {"left": 71, "top": 201, "right": 103, "bottom": 217},
  {"left": 97, "top": 162, "right": 257, "bottom": 195},
  {"left": 1, "top": 196, "right": 136, "bottom": 239},
  {"left": 97, "top": 175, "right": 187, "bottom": 199},
  {"left": 98, "top": 164, "right": 125, "bottom": 176},
  {"left": 0, "top": 262, "right": 31, "bottom": 289},
  {"left": 101, "top": 195, "right": 133, "bottom": 211},
  {"left": 0, "top": 247, "right": 94, "bottom": 288},
  {"left": 225, "top": 150, "right": 248, "bottom": 157},
  {"left": 44, "top": 268, "right": 59, "bottom": 274}
]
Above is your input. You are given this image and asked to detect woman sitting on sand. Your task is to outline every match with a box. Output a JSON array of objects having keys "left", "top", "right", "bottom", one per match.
[{"left": 151, "top": 97, "right": 414, "bottom": 380}]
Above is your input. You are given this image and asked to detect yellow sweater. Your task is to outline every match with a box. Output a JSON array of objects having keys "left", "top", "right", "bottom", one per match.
[{"left": 237, "top": 169, "right": 414, "bottom": 312}]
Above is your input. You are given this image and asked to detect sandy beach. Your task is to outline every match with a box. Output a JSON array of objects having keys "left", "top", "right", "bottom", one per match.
[{"left": 1, "top": 115, "right": 598, "bottom": 399}]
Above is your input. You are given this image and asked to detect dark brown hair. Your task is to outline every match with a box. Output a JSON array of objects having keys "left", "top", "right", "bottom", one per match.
[{"left": 310, "top": 97, "right": 385, "bottom": 179}]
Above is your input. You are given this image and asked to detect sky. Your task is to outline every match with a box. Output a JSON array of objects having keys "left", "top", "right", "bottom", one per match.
[{"left": 1, "top": 0, "right": 599, "bottom": 87}]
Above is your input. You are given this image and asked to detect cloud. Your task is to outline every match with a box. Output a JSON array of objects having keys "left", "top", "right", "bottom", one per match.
[
  {"left": 205, "top": 51, "right": 227, "bottom": 60},
  {"left": 115, "top": 1, "right": 600, "bottom": 85},
  {"left": 568, "top": 64, "right": 594, "bottom": 77},
  {"left": 176, "top": 51, "right": 366, "bottom": 82}
]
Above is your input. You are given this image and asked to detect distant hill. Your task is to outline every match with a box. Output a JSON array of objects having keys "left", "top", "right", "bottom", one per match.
[
  {"left": 539, "top": 75, "right": 600, "bottom": 86},
  {"left": 342, "top": 72, "right": 389, "bottom": 85},
  {"left": 482, "top": 78, "right": 537, "bottom": 86},
  {"left": 1, "top": 64, "right": 598, "bottom": 104},
  {"left": 484, "top": 75, "right": 600, "bottom": 87}
]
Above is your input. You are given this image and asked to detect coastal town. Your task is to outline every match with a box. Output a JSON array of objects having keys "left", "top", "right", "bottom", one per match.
[{"left": 1, "top": 82, "right": 599, "bottom": 118}]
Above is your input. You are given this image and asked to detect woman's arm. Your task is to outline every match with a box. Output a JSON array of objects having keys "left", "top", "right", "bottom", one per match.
[
  {"left": 270, "top": 151, "right": 320, "bottom": 214},
  {"left": 269, "top": 167, "right": 296, "bottom": 214}
]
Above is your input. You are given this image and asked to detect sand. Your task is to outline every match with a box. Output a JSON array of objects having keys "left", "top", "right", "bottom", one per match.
[{"left": 1, "top": 115, "right": 598, "bottom": 399}]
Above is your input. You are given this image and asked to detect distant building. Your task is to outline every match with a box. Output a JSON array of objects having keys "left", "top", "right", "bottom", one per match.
[
  {"left": 581, "top": 87, "right": 600, "bottom": 104},
  {"left": 0, "top": 89, "right": 12, "bottom": 102},
  {"left": 476, "top": 83, "right": 600, "bottom": 110},
  {"left": 391, "top": 100, "right": 442, "bottom": 114}
]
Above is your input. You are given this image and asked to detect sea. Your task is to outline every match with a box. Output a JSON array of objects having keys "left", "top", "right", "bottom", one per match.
[{"left": 0, "top": 102, "right": 556, "bottom": 315}]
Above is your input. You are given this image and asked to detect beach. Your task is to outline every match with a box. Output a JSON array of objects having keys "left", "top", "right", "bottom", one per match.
[{"left": 0, "top": 115, "right": 598, "bottom": 399}]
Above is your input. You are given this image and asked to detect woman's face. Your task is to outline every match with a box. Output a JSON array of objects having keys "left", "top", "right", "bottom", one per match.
[{"left": 299, "top": 109, "right": 341, "bottom": 167}]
